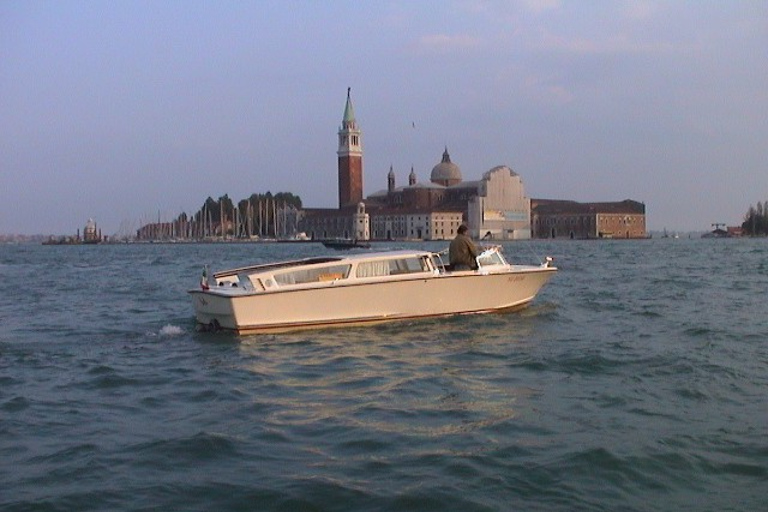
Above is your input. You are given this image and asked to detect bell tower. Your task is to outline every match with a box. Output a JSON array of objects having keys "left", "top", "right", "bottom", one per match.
[{"left": 338, "top": 88, "right": 363, "bottom": 209}]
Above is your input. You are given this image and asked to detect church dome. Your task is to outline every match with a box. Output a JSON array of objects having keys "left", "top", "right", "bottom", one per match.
[
  {"left": 430, "top": 147, "right": 462, "bottom": 186},
  {"left": 84, "top": 218, "right": 96, "bottom": 234}
]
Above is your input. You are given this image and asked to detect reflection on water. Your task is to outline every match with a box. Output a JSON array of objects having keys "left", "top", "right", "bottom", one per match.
[{"left": 234, "top": 310, "right": 555, "bottom": 447}]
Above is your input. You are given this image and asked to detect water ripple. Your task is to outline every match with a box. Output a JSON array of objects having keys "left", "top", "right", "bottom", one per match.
[{"left": 1, "top": 240, "right": 767, "bottom": 511}]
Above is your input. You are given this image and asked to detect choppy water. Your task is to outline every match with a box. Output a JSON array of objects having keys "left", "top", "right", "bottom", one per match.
[{"left": 1, "top": 239, "right": 766, "bottom": 511}]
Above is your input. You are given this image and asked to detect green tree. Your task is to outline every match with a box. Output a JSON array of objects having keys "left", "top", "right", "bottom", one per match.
[
  {"left": 189, "top": 191, "right": 303, "bottom": 238},
  {"left": 742, "top": 202, "right": 768, "bottom": 236}
]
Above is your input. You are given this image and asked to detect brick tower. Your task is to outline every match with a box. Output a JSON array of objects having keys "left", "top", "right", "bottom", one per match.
[{"left": 337, "top": 88, "right": 363, "bottom": 209}]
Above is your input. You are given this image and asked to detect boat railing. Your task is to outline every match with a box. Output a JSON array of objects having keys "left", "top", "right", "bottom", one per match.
[
  {"left": 430, "top": 250, "right": 449, "bottom": 273},
  {"left": 430, "top": 245, "right": 507, "bottom": 273}
]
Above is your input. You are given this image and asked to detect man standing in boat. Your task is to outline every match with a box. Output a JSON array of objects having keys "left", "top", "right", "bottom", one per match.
[{"left": 449, "top": 224, "right": 479, "bottom": 270}]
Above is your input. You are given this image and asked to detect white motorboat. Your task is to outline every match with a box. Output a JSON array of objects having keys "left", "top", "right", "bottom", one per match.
[{"left": 189, "top": 246, "right": 557, "bottom": 334}]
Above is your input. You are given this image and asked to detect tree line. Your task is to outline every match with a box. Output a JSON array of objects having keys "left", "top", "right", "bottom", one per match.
[
  {"left": 742, "top": 201, "right": 768, "bottom": 236},
  {"left": 173, "top": 191, "right": 303, "bottom": 238}
]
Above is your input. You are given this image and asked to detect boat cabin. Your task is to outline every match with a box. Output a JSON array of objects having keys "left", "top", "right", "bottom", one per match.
[{"left": 207, "top": 248, "right": 510, "bottom": 294}]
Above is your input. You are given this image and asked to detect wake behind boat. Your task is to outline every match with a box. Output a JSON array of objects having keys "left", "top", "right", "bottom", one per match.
[{"left": 189, "top": 246, "right": 556, "bottom": 334}]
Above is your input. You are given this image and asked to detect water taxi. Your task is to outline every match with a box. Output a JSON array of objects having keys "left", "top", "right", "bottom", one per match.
[{"left": 189, "top": 246, "right": 556, "bottom": 334}]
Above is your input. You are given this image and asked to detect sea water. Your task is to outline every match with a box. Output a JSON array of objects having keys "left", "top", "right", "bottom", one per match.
[{"left": 1, "top": 239, "right": 766, "bottom": 511}]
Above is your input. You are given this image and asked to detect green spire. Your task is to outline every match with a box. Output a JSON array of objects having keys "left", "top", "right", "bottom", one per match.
[{"left": 343, "top": 87, "right": 355, "bottom": 123}]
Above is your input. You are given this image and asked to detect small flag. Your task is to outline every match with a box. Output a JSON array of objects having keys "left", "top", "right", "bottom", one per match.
[{"left": 201, "top": 266, "right": 210, "bottom": 290}]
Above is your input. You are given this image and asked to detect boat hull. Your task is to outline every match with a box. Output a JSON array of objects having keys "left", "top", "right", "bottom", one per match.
[
  {"left": 190, "top": 267, "right": 555, "bottom": 334},
  {"left": 321, "top": 239, "right": 371, "bottom": 249}
]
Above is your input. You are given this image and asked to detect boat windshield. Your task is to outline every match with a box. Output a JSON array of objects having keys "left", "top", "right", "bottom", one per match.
[{"left": 477, "top": 248, "right": 507, "bottom": 267}]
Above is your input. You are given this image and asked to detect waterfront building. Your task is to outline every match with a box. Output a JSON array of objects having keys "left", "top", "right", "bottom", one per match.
[
  {"left": 531, "top": 199, "right": 647, "bottom": 239},
  {"left": 368, "top": 210, "right": 464, "bottom": 241},
  {"left": 301, "top": 202, "right": 370, "bottom": 241},
  {"left": 300, "top": 89, "right": 648, "bottom": 242}
]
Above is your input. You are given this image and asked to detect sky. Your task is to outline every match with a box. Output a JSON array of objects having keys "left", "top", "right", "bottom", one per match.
[{"left": 1, "top": 0, "right": 766, "bottom": 235}]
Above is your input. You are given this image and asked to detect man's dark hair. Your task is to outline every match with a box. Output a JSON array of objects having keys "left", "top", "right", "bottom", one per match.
[{"left": 457, "top": 224, "right": 468, "bottom": 234}]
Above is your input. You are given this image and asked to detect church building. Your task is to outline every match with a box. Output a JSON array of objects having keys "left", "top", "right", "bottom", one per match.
[
  {"left": 365, "top": 149, "right": 531, "bottom": 240},
  {"left": 300, "top": 89, "right": 646, "bottom": 241},
  {"left": 300, "top": 89, "right": 534, "bottom": 241}
]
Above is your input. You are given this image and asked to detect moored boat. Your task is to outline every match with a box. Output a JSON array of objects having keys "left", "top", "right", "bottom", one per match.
[
  {"left": 189, "top": 246, "right": 556, "bottom": 334},
  {"left": 321, "top": 238, "right": 371, "bottom": 250}
]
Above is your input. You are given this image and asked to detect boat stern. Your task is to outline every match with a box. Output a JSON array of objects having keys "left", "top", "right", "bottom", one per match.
[{"left": 189, "top": 289, "right": 239, "bottom": 331}]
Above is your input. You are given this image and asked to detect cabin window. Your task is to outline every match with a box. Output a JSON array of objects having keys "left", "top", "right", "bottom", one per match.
[
  {"left": 356, "top": 261, "right": 390, "bottom": 278},
  {"left": 355, "top": 257, "right": 428, "bottom": 278},
  {"left": 389, "top": 257, "right": 428, "bottom": 275},
  {"left": 274, "top": 264, "right": 351, "bottom": 286}
]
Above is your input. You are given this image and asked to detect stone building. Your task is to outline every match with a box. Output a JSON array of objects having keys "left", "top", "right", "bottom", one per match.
[
  {"left": 368, "top": 209, "right": 464, "bottom": 241},
  {"left": 531, "top": 199, "right": 647, "bottom": 239},
  {"left": 467, "top": 166, "right": 531, "bottom": 240},
  {"left": 301, "top": 202, "right": 369, "bottom": 241}
]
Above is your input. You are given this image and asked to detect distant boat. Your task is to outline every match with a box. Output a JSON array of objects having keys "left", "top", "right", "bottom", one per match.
[
  {"left": 702, "top": 223, "right": 729, "bottom": 238},
  {"left": 702, "top": 229, "right": 728, "bottom": 238},
  {"left": 661, "top": 228, "right": 680, "bottom": 240},
  {"left": 321, "top": 239, "right": 371, "bottom": 250}
]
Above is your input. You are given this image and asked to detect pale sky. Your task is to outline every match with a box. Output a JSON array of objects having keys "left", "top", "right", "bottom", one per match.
[{"left": 2, "top": 1, "right": 766, "bottom": 235}]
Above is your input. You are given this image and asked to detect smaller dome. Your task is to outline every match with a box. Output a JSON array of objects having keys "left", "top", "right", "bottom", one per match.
[{"left": 430, "top": 147, "right": 462, "bottom": 186}]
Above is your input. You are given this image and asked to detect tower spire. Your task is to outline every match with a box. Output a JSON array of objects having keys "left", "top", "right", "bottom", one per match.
[
  {"left": 342, "top": 87, "right": 356, "bottom": 127},
  {"left": 337, "top": 88, "right": 363, "bottom": 208}
]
